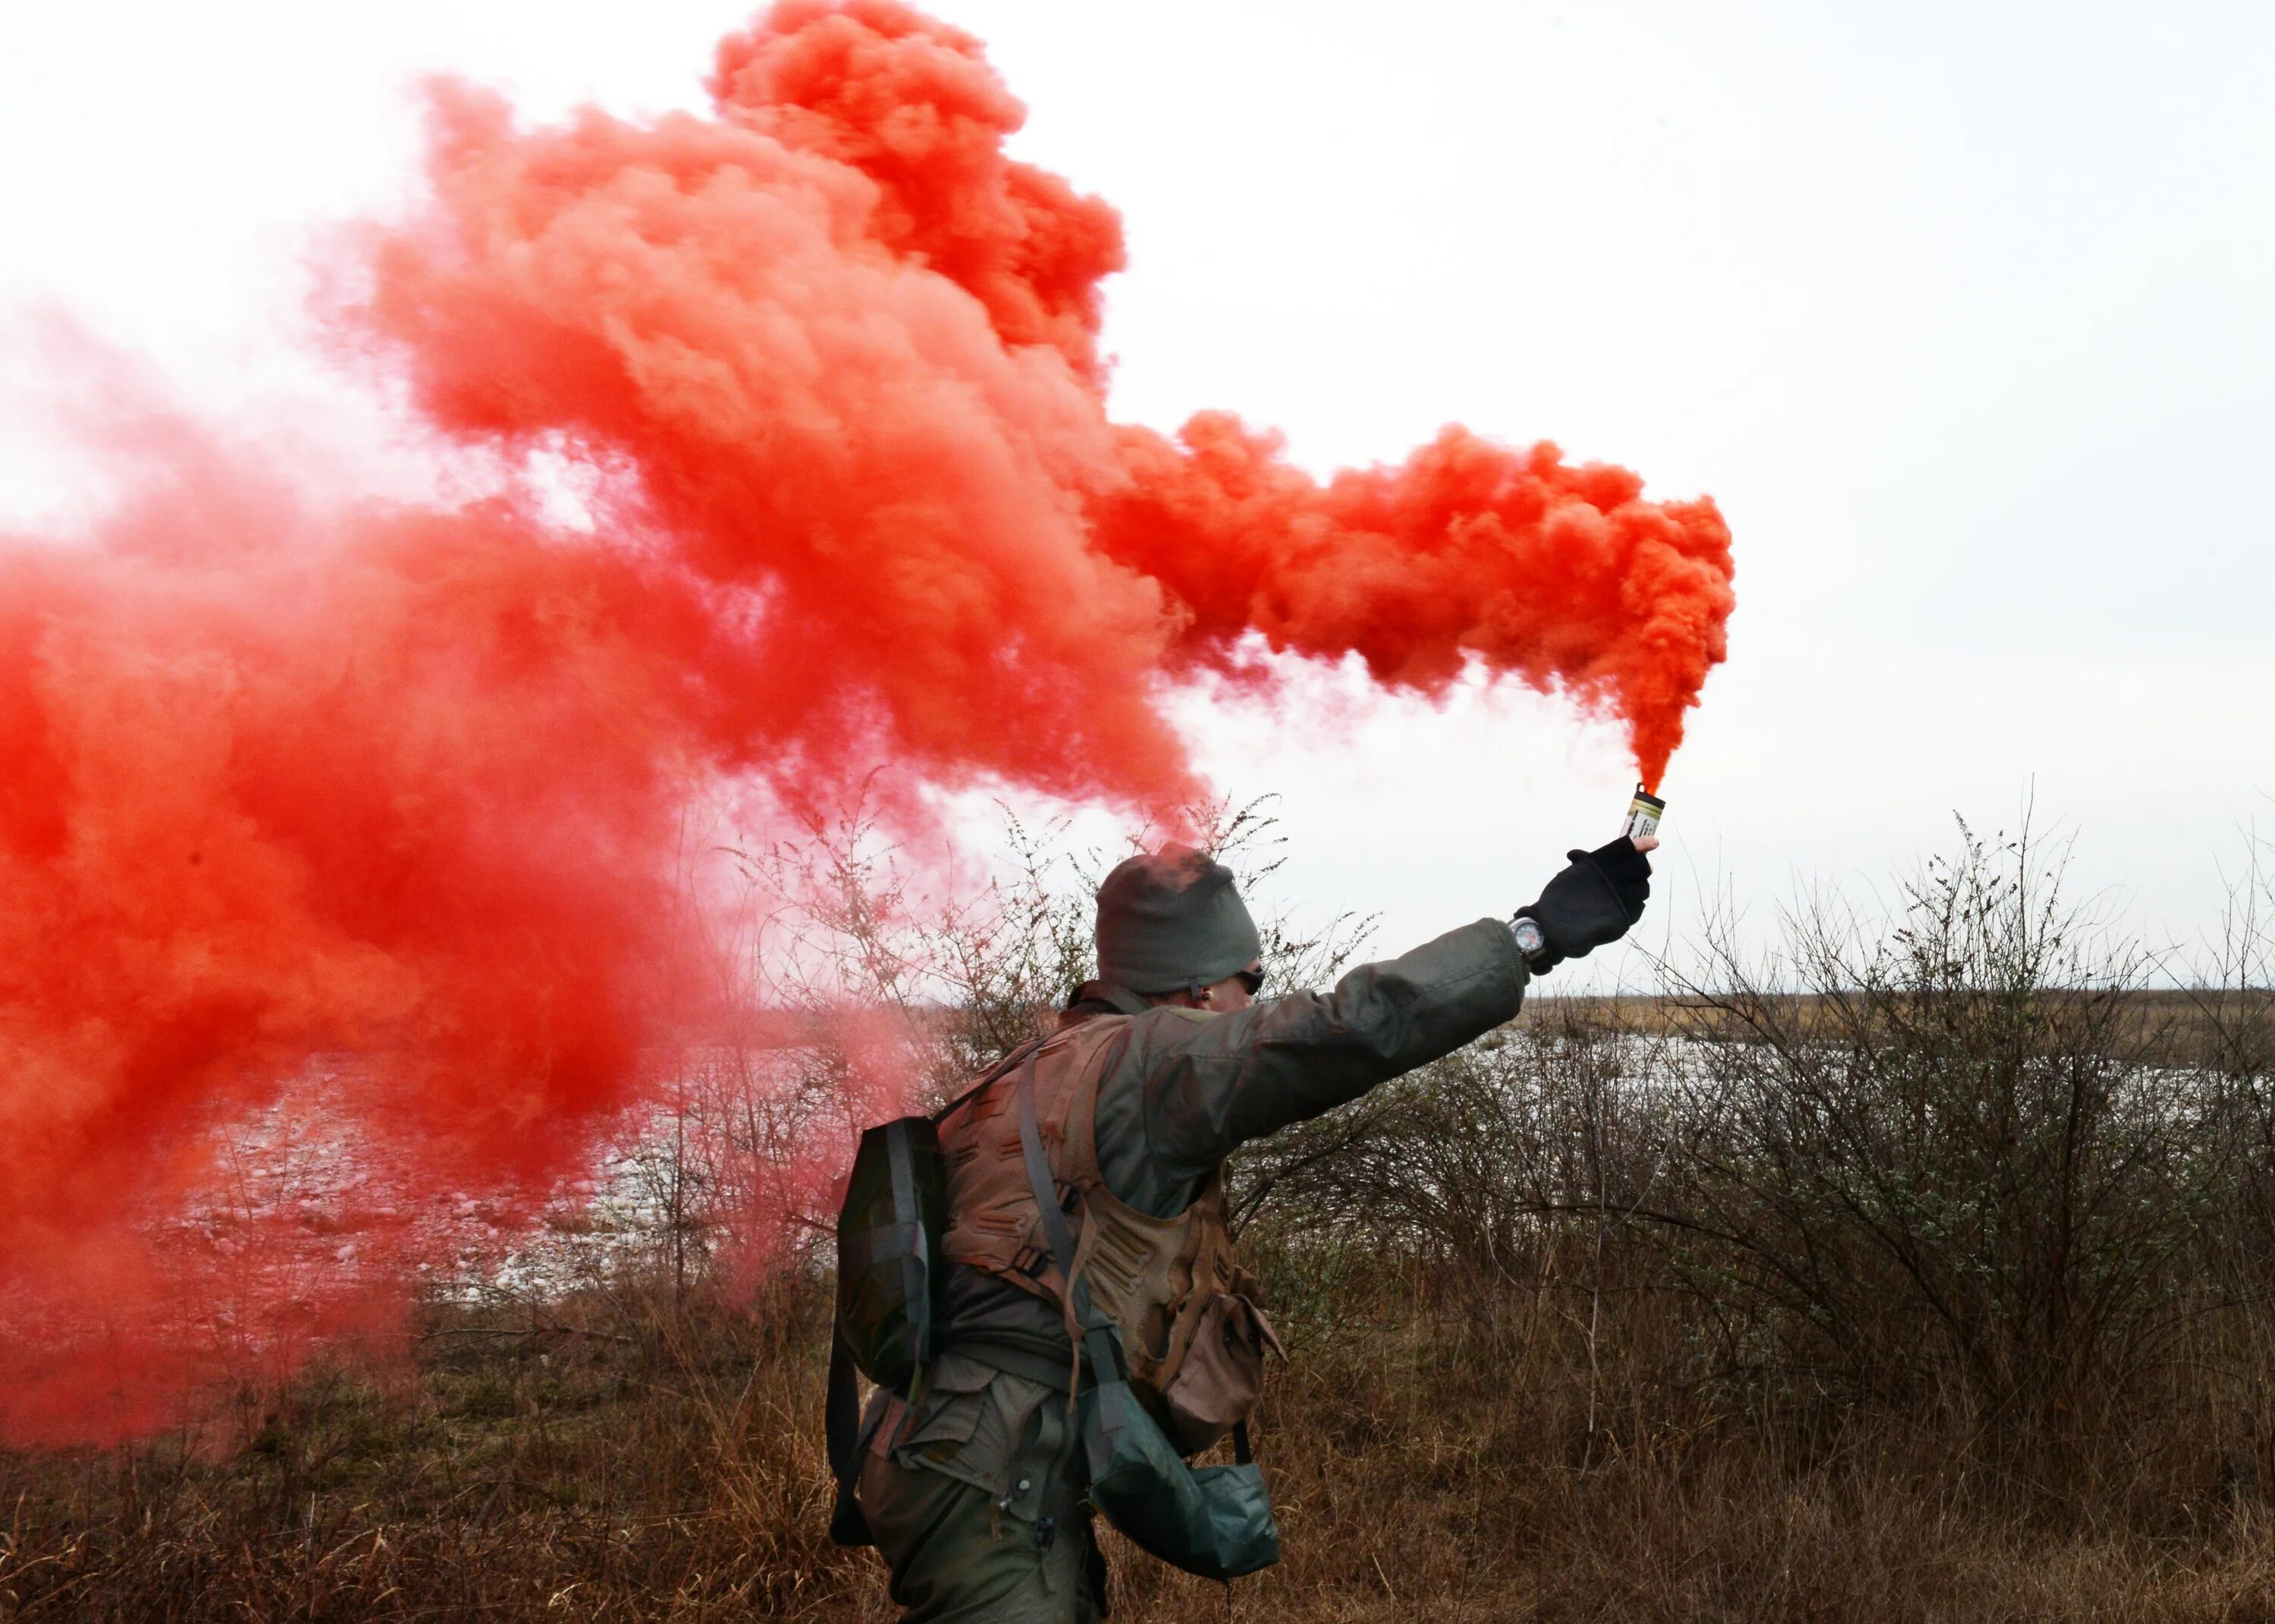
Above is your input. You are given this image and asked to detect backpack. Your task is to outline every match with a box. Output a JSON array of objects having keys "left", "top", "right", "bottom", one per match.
[
  {"left": 824, "top": 1041, "right": 1037, "bottom": 1547},
  {"left": 823, "top": 1038, "right": 1280, "bottom": 1581}
]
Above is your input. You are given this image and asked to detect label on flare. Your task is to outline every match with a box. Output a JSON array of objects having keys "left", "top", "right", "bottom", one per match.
[{"left": 1623, "top": 787, "right": 1665, "bottom": 843}]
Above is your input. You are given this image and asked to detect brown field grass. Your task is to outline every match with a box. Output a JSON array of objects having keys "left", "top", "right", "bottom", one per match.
[{"left": 8, "top": 1252, "right": 2275, "bottom": 1624}]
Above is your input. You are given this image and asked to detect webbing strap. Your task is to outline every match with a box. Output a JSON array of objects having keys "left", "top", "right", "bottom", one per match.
[
  {"left": 928, "top": 1033, "right": 1043, "bottom": 1127},
  {"left": 824, "top": 1327, "right": 875, "bottom": 1546},
  {"left": 1015, "top": 1053, "right": 1126, "bottom": 1385},
  {"left": 882, "top": 1118, "right": 929, "bottom": 1421}
]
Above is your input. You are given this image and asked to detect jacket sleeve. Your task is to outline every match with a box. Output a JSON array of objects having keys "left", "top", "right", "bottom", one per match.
[{"left": 1102, "top": 918, "right": 1527, "bottom": 1209}]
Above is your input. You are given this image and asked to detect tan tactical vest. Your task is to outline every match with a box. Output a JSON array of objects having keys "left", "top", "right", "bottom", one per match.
[{"left": 939, "top": 1011, "right": 1241, "bottom": 1406}]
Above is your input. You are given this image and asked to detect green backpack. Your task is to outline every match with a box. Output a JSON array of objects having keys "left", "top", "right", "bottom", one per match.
[{"left": 825, "top": 1043, "right": 1035, "bottom": 1547}]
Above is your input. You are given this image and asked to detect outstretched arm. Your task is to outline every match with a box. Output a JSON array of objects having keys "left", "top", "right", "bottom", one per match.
[{"left": 1093, "top": 919, "right": 1526, "bottom": 1214}]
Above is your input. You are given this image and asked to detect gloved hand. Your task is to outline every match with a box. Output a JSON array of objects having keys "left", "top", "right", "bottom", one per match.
[{"left": 1516, "top": 838, "right": 1653, "bottom": 974}]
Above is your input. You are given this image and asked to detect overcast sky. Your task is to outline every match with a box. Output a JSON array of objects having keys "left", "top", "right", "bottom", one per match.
[{"left": 3, "top": 0, "right": 2270, "bottom": 978}]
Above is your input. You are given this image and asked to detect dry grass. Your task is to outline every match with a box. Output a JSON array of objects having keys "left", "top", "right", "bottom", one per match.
[
  {"left": 8, "top": 1256, "right": 2275, "bottom": 1623},
  {"left": 0, "top": 1281, "right": 876, "bottom": 1623}
]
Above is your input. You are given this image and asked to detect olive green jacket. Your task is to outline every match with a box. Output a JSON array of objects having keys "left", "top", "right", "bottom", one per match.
[{"left": 936, "top": 917, "right": 1527, "bottom": 1379}]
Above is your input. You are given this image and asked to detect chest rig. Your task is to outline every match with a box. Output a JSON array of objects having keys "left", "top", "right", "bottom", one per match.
[{"left": 939, "top": 1010, "right": 1238, "bottom": 1403}]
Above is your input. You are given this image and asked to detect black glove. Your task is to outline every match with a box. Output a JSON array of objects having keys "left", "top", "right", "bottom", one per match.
[{"left": 1516, "top": 837, "right": 1652, "bottom": 974}]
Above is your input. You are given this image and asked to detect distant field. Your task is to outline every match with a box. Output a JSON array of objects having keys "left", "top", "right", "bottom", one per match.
[{"left": 1523, "top": 986, "right": 2273, "bottom": 1058}]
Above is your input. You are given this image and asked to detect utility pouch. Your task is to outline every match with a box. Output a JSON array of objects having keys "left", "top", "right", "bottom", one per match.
[
  {"left": 1160, "top": 1290, "right": 1285, "bottom": 1456},
  {"left": 1012, "top": 1055, "right": 1282, "bottom": 1582}
]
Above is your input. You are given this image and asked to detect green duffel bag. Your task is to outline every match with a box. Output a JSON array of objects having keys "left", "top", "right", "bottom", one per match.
[{"left": 1012, "top": 1055, "right": 1283, "bottom": 1582}]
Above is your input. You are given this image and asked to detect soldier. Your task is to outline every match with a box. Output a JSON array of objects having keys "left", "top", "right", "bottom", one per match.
[{"left": 854, "top": 832, "right": 1658, "bottom": 1620}]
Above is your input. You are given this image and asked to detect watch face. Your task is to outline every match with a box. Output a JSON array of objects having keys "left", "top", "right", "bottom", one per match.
[{"left": 1513, "top": 917, "right": 1545, "bottom": 956}]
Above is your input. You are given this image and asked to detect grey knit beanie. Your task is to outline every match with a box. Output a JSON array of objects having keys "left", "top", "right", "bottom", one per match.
[{"left": 1094, "top": 847, "right": 1263, "bottom": 995}]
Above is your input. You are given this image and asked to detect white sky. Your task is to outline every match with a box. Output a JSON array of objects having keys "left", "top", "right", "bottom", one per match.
[{"left": 2, "top": 0, "right": 2270, "bottom": 980}]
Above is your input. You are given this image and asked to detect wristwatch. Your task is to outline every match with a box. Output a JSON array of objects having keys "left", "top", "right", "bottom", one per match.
[{"left": 1510, "top": 915, "right": 1547, "bottom": 965}]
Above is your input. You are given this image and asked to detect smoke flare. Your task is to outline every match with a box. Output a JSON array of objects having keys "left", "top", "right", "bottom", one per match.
[{"left": 0, "top": 0, "right": 1733, "bottom": 1441}]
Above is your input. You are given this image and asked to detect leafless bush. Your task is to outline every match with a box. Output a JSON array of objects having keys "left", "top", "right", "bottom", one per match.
[
  {"left": 1231, "top": 817, "right": 2275, "bottom": 1503},
  {"left": 1655, "top": 823, "right": 2226, "bottom": 1471}
]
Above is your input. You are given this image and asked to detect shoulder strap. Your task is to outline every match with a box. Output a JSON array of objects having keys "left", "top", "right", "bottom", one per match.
[
  {"left": 1061, "top": 1018, "right": 1132, "bottom": 1196},
  {"left": 929, "top": 1033, "right": 1043, "bottom": 1127},
  {"left": 825, "top": 1327, "right": 883, "bottom": 1545},
  {"left": 1015, "top": 1051, "right": 1126, "bottom": 1385}
]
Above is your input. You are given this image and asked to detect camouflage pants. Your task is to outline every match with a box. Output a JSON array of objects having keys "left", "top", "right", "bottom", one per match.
[{"left": 855, "top": 1352, "right": 1106, "bottom": 1622}]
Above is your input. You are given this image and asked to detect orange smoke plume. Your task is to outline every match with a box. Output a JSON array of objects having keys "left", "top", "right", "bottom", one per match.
[{"left": 0, "top": 0, "right": 1732, "bottom": 1441}]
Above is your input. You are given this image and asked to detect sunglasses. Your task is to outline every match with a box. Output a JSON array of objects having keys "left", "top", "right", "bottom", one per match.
[{"left": 1233, "top": 967, "right": 1265, "bottom": 995}]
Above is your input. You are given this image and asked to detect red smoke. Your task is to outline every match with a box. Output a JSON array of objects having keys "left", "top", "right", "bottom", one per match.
[{"left": 0, "top": 0, "right": 1732, "bottom": 1441}]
